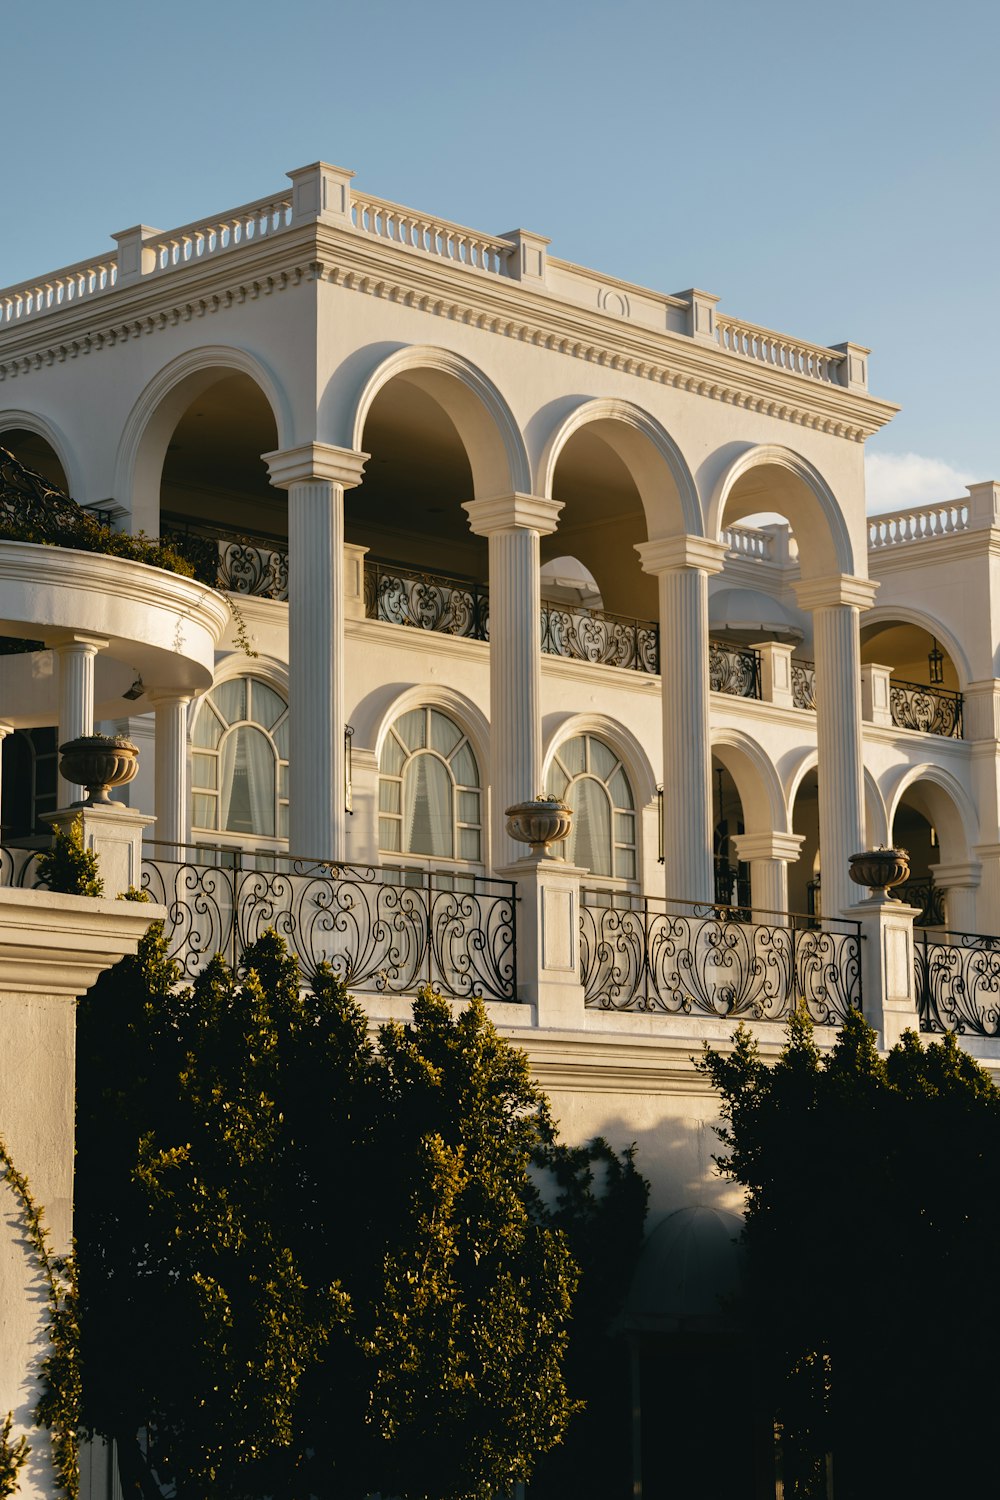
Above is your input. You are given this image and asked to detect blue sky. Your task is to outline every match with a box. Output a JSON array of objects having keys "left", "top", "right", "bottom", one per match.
[{"left": 3, "top": 0, "right": 997, "bottom": 509}]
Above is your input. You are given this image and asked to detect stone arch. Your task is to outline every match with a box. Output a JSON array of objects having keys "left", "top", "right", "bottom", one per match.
[
  {"left": 115, "top": 345, "right": 294, "bottom": 533},
  {"left": 885, "top": 763, "right": 977, "bottom": 866},
  {"left": 0, "top": 408, "right": 82, "bottom": 499},
  {"left": 537, "top": 397, "right": 701, "bottom": 539},
  {"left": 542, "top": 712, "right": 658, "bottom": 812},
  {"left": 710, "top": 728, "right": 787, "bottom": 837},
  {"left": 861, "top": 604, "right": 971, "bottom": 689},
  {"left": 707, "top": 443, "right": 856, "bottom": 579},
  {"left": 787, "top": 748, "right": 888, "bottom": 847},
  {"left": 344, "top": 345, "right": 531, "bottom": 498}
]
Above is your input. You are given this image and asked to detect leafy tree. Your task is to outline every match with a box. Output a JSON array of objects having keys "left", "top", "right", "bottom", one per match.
[
  {"left": 76, "top": 928, "right": 612, "bottom": 1500},
  {"left": 701, "top": 1007, "right": 1000, "bottom": 1499},
  {"left": 37, "top": 816, "right": 103, "bottom": 897}
]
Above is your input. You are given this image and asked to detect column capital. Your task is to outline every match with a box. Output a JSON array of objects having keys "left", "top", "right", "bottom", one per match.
[
  {"left": 933, "top": 860, "right": 981, "bottom": 890},
  {"left": 731, "top": 831, "right": 805, "bottom": 865},
  {"left": 792, "top": 574, "right": 879, "bottom": 612},
  {"left": 146, "top": 687, "right": 192, "bottom": 706},
  {"left": 46, "top": 631, "right": 110, "bottom": 654},
  {"left": 263, "top": 443, "right": 369, "bottom": 490},
  {"left": 463, "top": 493, "right": 563, "bottom": 537},
  {"left": 635, "top": 535, "right": 728, "bottom": 577}
]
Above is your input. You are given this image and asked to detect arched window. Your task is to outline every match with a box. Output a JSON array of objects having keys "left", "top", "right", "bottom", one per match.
[
  {"left": 190, "top": 676, "right": 288, "bottom": 842},
  {"left": 546, "top": 733, "right": 636, "bottom": 880},
  {"left": 379, "top": 708, "right": 481, "bottom": 864},
  {"left": 1, "top": 727, "right": 59, "bottom": 838}
]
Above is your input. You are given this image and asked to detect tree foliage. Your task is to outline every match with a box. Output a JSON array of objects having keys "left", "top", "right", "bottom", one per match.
[
  {"left": 75, "top": 927, "right": 643, "bottom": 1500},
  {"left": 701, "top": 1007, "right": 1000, "bottom": 1499},
  {"left": 37, "top": 817, "right": 104, "bottom": 898}
]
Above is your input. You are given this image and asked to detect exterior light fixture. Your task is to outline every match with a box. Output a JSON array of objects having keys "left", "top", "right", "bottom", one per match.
[
  {"left": 928, "top": 638, "right": 944, "bottom": 685},
  {"left": 345, "top": 725, "right": 354, "bottom": 814},
  {"left": 122, "top": 676, "right": 145, "bottom": 701}
]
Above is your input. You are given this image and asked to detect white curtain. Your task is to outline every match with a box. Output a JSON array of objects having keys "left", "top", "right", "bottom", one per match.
[
  {"left": 569, "top": 777, "right": 612, "bottom": 876},
  {"left": 403, "top": 753, "right": 453, "bottom": 857},
  {"left": 220, "top": 726, "right": 275, "bottom": 837}
]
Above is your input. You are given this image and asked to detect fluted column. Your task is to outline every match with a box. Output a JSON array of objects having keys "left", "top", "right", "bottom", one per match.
[
  {"left": 637, "top": 537, "right": 727, "bottom": 905},
  {"left": 464, "top": 494, "right": 563, "bottom": 868},
  {"left": 794, "top": 576, "right": 878, "bottom": 920},
  {"left": 150, "top": 692, "right": 191, "bottom": 850},
  {"left": 51, "top": 632, "right": 109, "bottom": 804},
  {"left": 264, "top": 443, "right": 368, "bottom": 860},
  {"left": 731, "top": 831, "right": 805, "bottom": 925}
]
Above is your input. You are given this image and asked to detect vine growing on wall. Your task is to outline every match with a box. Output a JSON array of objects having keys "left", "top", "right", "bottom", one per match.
[{"left": 0, "top": 1135, "right": 81, "bottom": 1500}]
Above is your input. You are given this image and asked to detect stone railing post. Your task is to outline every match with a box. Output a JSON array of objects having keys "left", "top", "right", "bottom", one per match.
[
  {"left": 495, "top": 852, "right": 587, "bottom": 1026},
  {"left": 830, "top": 341, "right": 870, "bottom": 393},
  {"left": 860, "top": 663, "right": 893, "bottom": 727},
  {"left": 793, "top": 575, "right": 878, "bottom": 919},
  {"left": 757, "top": 641, "right": 795, "bottom": 707},
  {"left": 112, "top": 225, "right": 160, "bottom": 285},
  {"left": 675, "top": 288, "right": 720, "bottom": 345},
  {"left": 264, "top": 443, "right": 368, "bottom": 860},
  {"left": 844, "top": 891, "right": 921, "bottom": 1048},
  {"left": 44, "top": 805, "right": 155, "bottom": 897},
  {"left": 637, "top": 536, "right": 728, "bottom": 905},
  {"left": 343, "top": 542, "right": 370, "bottom": 621},
  {"left": 463, "top": 494, "right": 563, "bottom": 868},
  {"left": 287, "top": 162, "right": 355, "bottom": 227},
  {"left": 502, "top": 229, "right": 549, "bottom": 285},
  {"left": 0, "top": 888, "right": 164, "bottom": 1497}
]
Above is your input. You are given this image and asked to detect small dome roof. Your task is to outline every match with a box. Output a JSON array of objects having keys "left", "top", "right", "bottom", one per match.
[
  {"left": 709, "top": 587, "right": 805, "bottom": 645},
  {"left": 618, "top": 1205, "right": 745, "bottom": 1335}
]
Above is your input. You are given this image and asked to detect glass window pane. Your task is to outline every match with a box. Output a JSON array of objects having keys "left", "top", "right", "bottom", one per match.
[
  {"left": 279, "top": 803, "right": 288, "bottom": 840},
  {"left": 589, "top": 738, "right": 618, "bottom": 780},
  {"left": 220, "top": 725, "right": 275, "bottom": 837},
  {"left": 458, "top": 790, "right": 480, "bottom": 825},
  {"left": 451, "top": 742, "right": 478, "bottom": 788},
  {"left": 192, "top": 792, "right": 217, "bottom": 830},
  {"left": 459, "top": 827, "right": 481, "bottom": 862},
  {"left": 546, "top": 764, "right": 569, "bottom": 800},
  {"left": 609, "top": 767, "right": 633, "bottom": 810},
  {"left": 396, "top": 709, "right": 426, "bottom": 751},
  {"left": 403, "top": 752, "right": 453, "bottom": 857},
  {"left": 192, "top": 705, "right": 224, "bottom": 749},
  {"left": 560, "top": 736, "right": 585, "bottom": 775},
  {"left": 430, "top": 711, "right": 462, "bottom": 756},
  {"left": 252, "top": 681, "right": 286, "bottom": 731},
  {"left": 278, "top": 763, "right": 288, "bottom": 798},
  {"left": 380, "top": 733, "right": 406, "bottom": 775},
  {"left": 192, "top": 753, "right": 217, "bottom": 790},
  {"left": 614, "top": 811, "right": 635, "bottom": 846},
  {"left": 213, "top": 678, "right": 246, "bottom": 726},
  {"left": 379, "top": 779, "right": 401, "bottom": 814},
  {"left": 615, "top": 847, "right": 636, "bottom": 881},
  {"left": 379, "top": 816, "right": 401, "bottom": 852},
  {"left": 273, "top": 719, "right": 289, "bottom": 759},
  {"left": 568, "top": 776, "right": 612, "bottom": 877}
]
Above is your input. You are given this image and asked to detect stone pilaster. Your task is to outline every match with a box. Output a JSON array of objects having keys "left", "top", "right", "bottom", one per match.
[
  {"left": 757, "top": 641, "right": 794, "bottom": 707},
  {"left": 50, "top": 632, "right": 108, "bottom": 805},
  {"left": 150, "top": 692, "right": 191, "bottom": 850},
  {"left": 860, "top": 662, "right": 893, "bottom": 727},
  {"left": 794, "top": 576, "right": 878, "bottom": 919},
  {"left": 264, "top": 443, "right": 368, "bottom": 860},
  {"left": 464, "top": 494, "right": 563, "bottom": 868},
  {"left": 637, "top": 536, "right": 727, "bottom": 905},
  {"left": 932, "top": 860, "right": 980, "bottom": 933},
  {"left": 730, "top": 831, "right": 805, "bottom": 923}
]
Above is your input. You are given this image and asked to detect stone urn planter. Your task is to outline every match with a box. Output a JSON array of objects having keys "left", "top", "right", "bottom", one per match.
[
  {"left": 848, "top": 846, "right": 910, "bottom": 900},
  {"left": 59, "top": 734, "right": 140, "bottom": 805},
  {"left": 505, "top": 796, "right": 573, "bottom": 854}
]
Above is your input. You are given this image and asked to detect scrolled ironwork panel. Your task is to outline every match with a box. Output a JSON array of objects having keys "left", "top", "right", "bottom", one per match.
[
  {"left": 579, "top": 903, "right": 649, "bottom": 1010},
  {"left": 141, "top": 857, "right": 237, "bottom": 978},
  {"left": 916, "top": 931, "right": 1000, "bottom": 1035},
  {"left": 793, "top": 928, "right": 860, "bottom": 1025},
  {"left": 708, "top": 642, "right": 762, "bottom": 699},
  {"left": 889, "top": 681, "right": 963, "bottom": 739},
  {"left": 367, "top": 562, "right": 487, "bottom": 641},
  {"left": 791, "top": 660, "right": 817, "bottom": 710},
  {"left": 541, "top": 604, "right": 659, "bottom": 675},
  {"left": 0, "top": 846, "right": 43, "bottom": 888},
  {"left": 429, "top": 886, "right": 516, "bottom": 1001}
]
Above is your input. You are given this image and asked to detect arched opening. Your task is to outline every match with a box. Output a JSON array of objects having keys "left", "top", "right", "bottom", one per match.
[
  {"left": 156, "top": 374, "right": 282, "bottom": 586},
  {"left": 889, "top": 773, "right": 975, "bottom": 928},
  {"left": 0, "top": 427, "right": 69, "bottom": 494},
  {"left": 790, "top": 768, "right": 820, "bottom": 916},
  {"left": 190, "top": 674, "right": 289, "bottom": 851},
  {"left": 861, "top": 618, "right": 964, "bottom": 738},
  {"left": 377, "top": 705, "right": 483, "bottom": 883},
  {"left": 350, "top": 375, "right": 485, "bottom": 615},
  {"left": 711, "top": 756, "right": 749, "bottom": 907}
]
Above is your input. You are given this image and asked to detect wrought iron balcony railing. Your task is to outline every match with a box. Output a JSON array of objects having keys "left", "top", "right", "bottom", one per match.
[
  {"left": 163, "top": 521, "right": 289, "bottom": 601},
  {"left": 709, "top": 640, "right": 761, "bottom": 699},
  {"left": 364, "top": 558, "right": 488, "bottom": 639},
  {"left": 889, "top": 679, "right": 963, "bottom": 738},
  {"left": 791, "top": 658, "right": 817, "bottom": 710},
  {"left": 580, "top": 893, "right": 860, "bottom": 1025},
  {"left": 916, "top": 927, "right": 1000, "bottom": 1036},
  {"left": 139, "top": 842, "right": 517, "bottom": 1003}
]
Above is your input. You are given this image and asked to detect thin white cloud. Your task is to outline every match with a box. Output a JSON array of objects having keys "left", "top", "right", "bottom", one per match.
[{"left": 865, "top": 452, "right": 975, "bottom": 515}]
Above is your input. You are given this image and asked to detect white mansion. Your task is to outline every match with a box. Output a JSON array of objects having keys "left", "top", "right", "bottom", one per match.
[{"left": 1, "top": 162, "right": 999, "bottom": 1495}]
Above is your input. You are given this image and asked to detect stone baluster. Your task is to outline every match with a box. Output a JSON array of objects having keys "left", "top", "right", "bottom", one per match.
[
  {"left": 463, "top": 494, "right": 563, "bottom": 868},
  {"left": 637, "top": 537, "right": 728, "bottom": 905},
  {"left": 150, "top": 692, "right": 191, "bottom": 852},
  {"left": 50, "top": 632, "right": 108, "bottom": 805},
  {"left": 794, "top": 576, "right": 878, "bottom": 920},
  {"left": 264, "top": 443, "right": 368, "bottom": 861}
]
